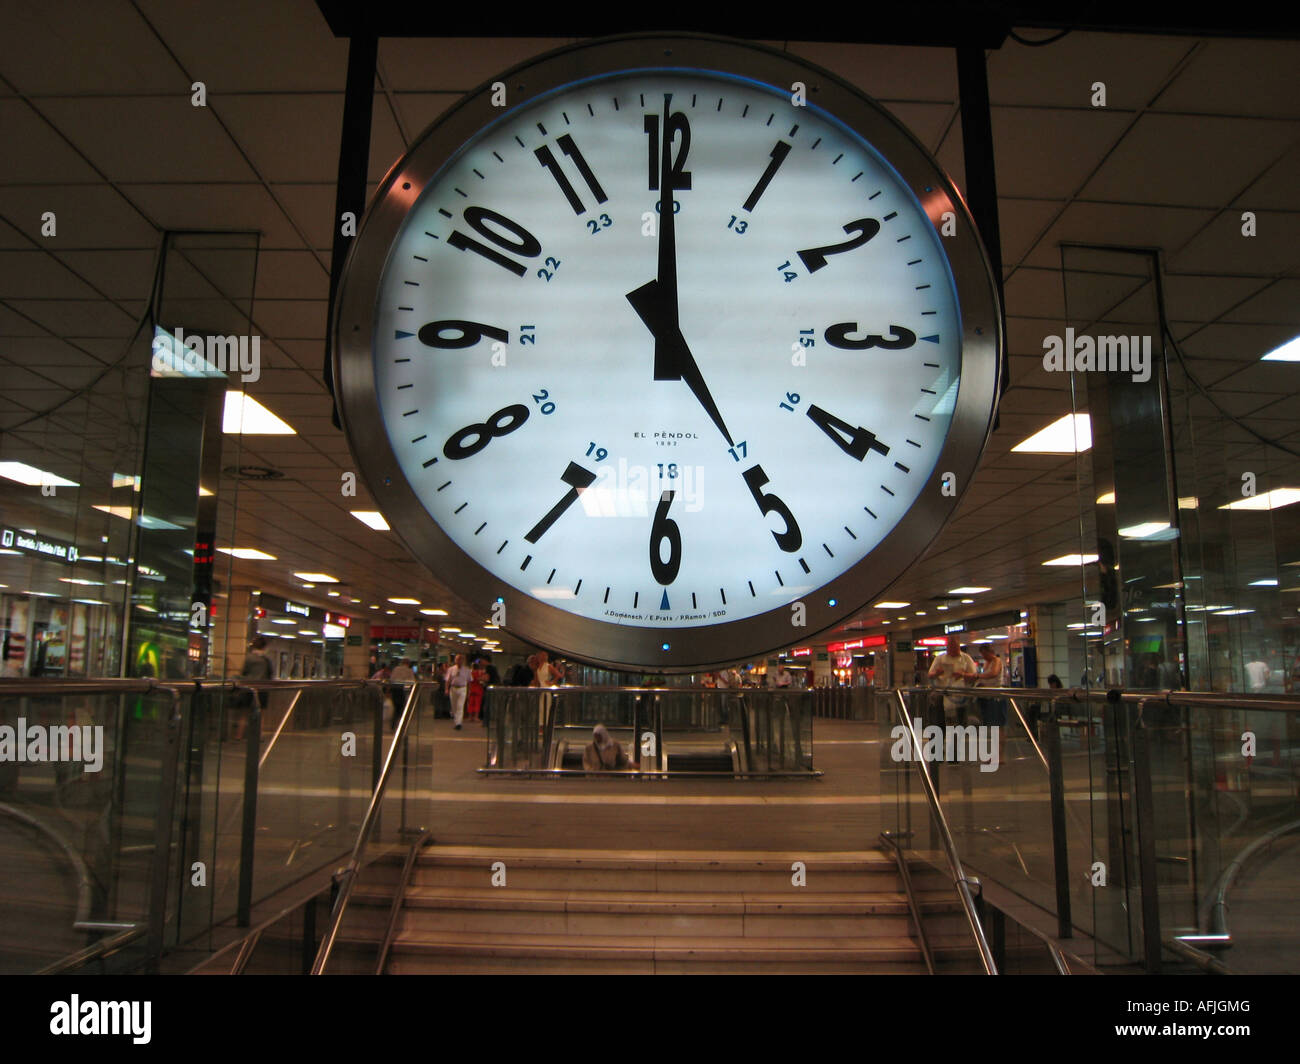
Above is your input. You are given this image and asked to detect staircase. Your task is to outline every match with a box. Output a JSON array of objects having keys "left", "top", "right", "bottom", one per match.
[{"left": 343, "top": 846, "right": 972, "bottom": 974}]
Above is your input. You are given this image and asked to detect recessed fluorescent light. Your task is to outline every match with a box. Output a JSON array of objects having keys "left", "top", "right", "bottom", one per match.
[
  {"left": 92, "top": 504, "right": 133, "bottom": 520},
  {"left": 1260, "top": 335, "right": 1300, "bottom": 362},
  {"left": 440, "top": 627, "right": 461, "bottom": 633},
  {"left": 1096, "top": 492, "right": 1116, "bottom": 505},
  {"left": 960, "top": 598, "right": 974, "bottom": 604},
  {"left": 948, "top": 587, "right": 990, "bottom": 595},
  {"left": 223, "top": 392, "right": 296, "bottom": 435},
  {"left": 294, "top": 572, "right": 338, "bottom": 583},
  {"left": 369, "top": 605, "right": 379, "bottom": 610},
  {"left": 298, "top": 630, "right": 317, "bottom": 636},
  {"left": 300, "top": 583, "right": 315, "bottom": 589},
  {"left": 1043, "top": 554, "right": 1100, "bottom": 566},
  {"left": 0, "top": 461, "right": 78, "bottom": 487},
  {"left": 270, "top": 618, "right": 295, "bottom": 625},
  {"left": 327, "top": 591, "right": 340, "bottom": 597},
  {"left": 92, "top": 505, "right": 184, "bottom": 531},
  {"left": 874, "top": 601, "right": 909, "bottom": 609},
  {"left": 1249, "top": 579, "right": 1278, "bottom": 587},
  {"left": 388, "top": 597, "right": 420, "bottom": 605},
  {"left": 23, "top": 590, "right": 58, "bottom": 597},
  {"left": 351, "top": 510, "right": 391, "bottom": 531},
  {"left": 1011, "top": 413, "right": 1091, "bottom": 454},
  {"left": 936, "top": 605, "right": 949, "bottom": 611},
  {"left": 1179, "top": 497, "right": 1198, "bottom": 509},
  {"left": 384, "top": 609, "right": 395, "bottom": 615},
  {"left": 914, "top": 611, "right": 927, "bottom": 616},
  {"left": 138, "top": 513, "right": 184, "bottom": 530},
  {"left": 420, "top": 608, "right": 448, "bottom": 616},
  {"left": 59, "top": 577, "right": 103, "bottom": 586},
  {"left": 199, "top": 486, "right": 214, "bottom": 497},
  {"left": 217, "top": 547, "right": 277, "bottom": 561},
  {"left": 1213, "top": 608, "right": 1255, "bottom": 616},
  {"left": 1119, "top": 522, "right": 1174, "bottom": 539},
  {"left": 1219, "top": 488, "right": 1300, "bottom": 512}
]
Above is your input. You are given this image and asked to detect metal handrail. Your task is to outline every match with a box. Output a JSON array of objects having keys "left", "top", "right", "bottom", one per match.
[
  {"left": 311, "top": 681, "right": 423, "bottom": 974},
  {"left": 34, "top": 926, "right": 145, "bottom": 975},
  {"left": 258, "top": 687, "right": 306, "bottom": 771},
  {"left": 376, "top": 828, "right": 433, "bottom": 975},
  {"left": 907, "top": 683, "right": 1300, "bottom": 713},
  {"left": 0, "top": 802, "right": 95, "bottom": 926},
  {"left": 1202, "top": 817, "right": 1300, "bottom": 945},
  {"left": 891, "top": 690, "right": 998, "bottom": 974},
  {"left": 879, "top": 831, "right": 936, "bottom": 975}
]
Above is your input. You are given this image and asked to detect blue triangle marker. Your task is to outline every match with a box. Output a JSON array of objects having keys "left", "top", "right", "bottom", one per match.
[
  {"left": 660, "top": 590, "right": 670, "bottom": 610},
  {"left": 921, "top": 334, "right": 939, "bottom": 344},
  {"left": 395, "top": 330, "right": 414, "bottom": 339}
]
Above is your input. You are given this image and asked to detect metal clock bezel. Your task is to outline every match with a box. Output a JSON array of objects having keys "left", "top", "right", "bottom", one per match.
[{"left": 334, "top": 32, "right": 1002, "bottom": 671}]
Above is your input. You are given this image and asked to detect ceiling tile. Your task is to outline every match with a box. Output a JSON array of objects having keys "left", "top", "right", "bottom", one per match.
[
  {"left": 1080, "top": 113, "right": 1299, "bottom": 208},
  {"left": 36, "top": 96, "right": 259, "bottom": 183}
]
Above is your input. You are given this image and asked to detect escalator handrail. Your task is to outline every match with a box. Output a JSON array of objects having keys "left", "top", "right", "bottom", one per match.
[
  {"left": 311, "top": 681, "right": 423, "bottom": 975},
  {"left": 892, "top": 690, "right": 998, "bottom": 975}
]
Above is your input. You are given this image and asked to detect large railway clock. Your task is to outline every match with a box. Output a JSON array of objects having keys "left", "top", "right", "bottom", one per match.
[{"left": 333, "top": 34, "right": 1002, "bottom": 671}]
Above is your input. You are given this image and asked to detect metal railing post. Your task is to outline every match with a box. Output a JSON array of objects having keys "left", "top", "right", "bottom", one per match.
[
  {"left": 236, "top": 692, "right": 263, "bottom": 927},
  {"left": 144, "top": 686, "right": 184, "bottom": 972},
  {"left": 1132, "top": 699, "right": 1164, "bottom": 972},
  {"left": 1044, "top": 712, "right": 1073, "bottom": 939}
]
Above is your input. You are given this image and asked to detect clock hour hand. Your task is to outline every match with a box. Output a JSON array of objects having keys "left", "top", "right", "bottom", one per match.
[{"left": 626, "top": 279, "right": 734, "bottom": 448}]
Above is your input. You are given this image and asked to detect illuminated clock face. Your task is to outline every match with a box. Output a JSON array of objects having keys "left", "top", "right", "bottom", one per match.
[{"left": 336, "top": 37, "right": 1000, "bottom": 670}]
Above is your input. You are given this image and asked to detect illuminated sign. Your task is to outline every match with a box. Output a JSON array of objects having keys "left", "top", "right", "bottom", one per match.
[
  {"left": 324, "top": 612, "right": 351, "bottom": 628},
  {"left": 916, "top": 636, "right": 950, "bottom": 647},
  {"left": 791, "top": 647, "right": 812, "bottom": 658},
  {"left": 827, "top": 635, "right": 887, "bottom": 652},
  {"left": 284, "top": 602, "right": 310, "bottom": 617},
  {"left": 2, "top": 527, "right": 79, "bottom": 563}
]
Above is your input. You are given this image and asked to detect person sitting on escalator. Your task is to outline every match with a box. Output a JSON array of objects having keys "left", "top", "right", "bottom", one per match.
[{"left": 583, "top": 724, "right": 632, "bottom": 771}]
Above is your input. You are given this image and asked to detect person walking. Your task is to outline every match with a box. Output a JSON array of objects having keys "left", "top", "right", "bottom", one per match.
[
  {"left": 467, "top": 658, "right": 487, "bottom": 722},
  {"left": 444, "top": 653, "right": 470, "bottom": 730},
  {"left": 389, "top": 658, "right": 416, "bottom": 729},
  {"left": 234, "top": 635, "right": 275, "bottom": 741},
  {"left": 974, "top": 643, "right": 1006, "bottom": 728}
]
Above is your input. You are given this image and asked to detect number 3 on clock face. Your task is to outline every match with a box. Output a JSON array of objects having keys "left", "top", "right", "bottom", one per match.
[{"left": 333, "top": 35, "right": 1002, "bottom": 670}]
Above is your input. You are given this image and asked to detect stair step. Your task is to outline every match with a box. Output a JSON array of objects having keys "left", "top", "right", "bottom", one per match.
[
  {"left": 393, "top": 846, "right": 899, "bottom": 892},
  {"left": 345, "top": 846, "right": 976, "bottom": 974},
  {"left": 357, "top": 886, "right": 959, "bottom": 915},
  {"left": 348, "top": 885, "right": 965, "bottom": 938}
]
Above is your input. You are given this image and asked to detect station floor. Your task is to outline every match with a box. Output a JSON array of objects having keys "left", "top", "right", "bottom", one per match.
[{"left": 413, "top": 716, "right": 887, "bottom": 852}]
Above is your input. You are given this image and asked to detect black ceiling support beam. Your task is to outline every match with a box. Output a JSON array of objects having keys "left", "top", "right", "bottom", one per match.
[
  {"left": 323, "top": 32, "right": 377, "bottom": 429},
  {"left": 314, "top": 1, "right": 1300, "bottom": 41},
  {"left": 956, "top": 43, "right": 1009, "bottom": 422}
]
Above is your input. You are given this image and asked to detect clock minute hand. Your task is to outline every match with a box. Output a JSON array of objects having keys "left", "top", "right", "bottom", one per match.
[{"left": 626, "top": 279, "right": 734, "bottom": 448}]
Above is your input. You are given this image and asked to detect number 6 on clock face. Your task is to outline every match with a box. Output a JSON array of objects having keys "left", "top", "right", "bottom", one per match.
[{"left": 333, "top": 35, "right": 1002, "bottom": 670}]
